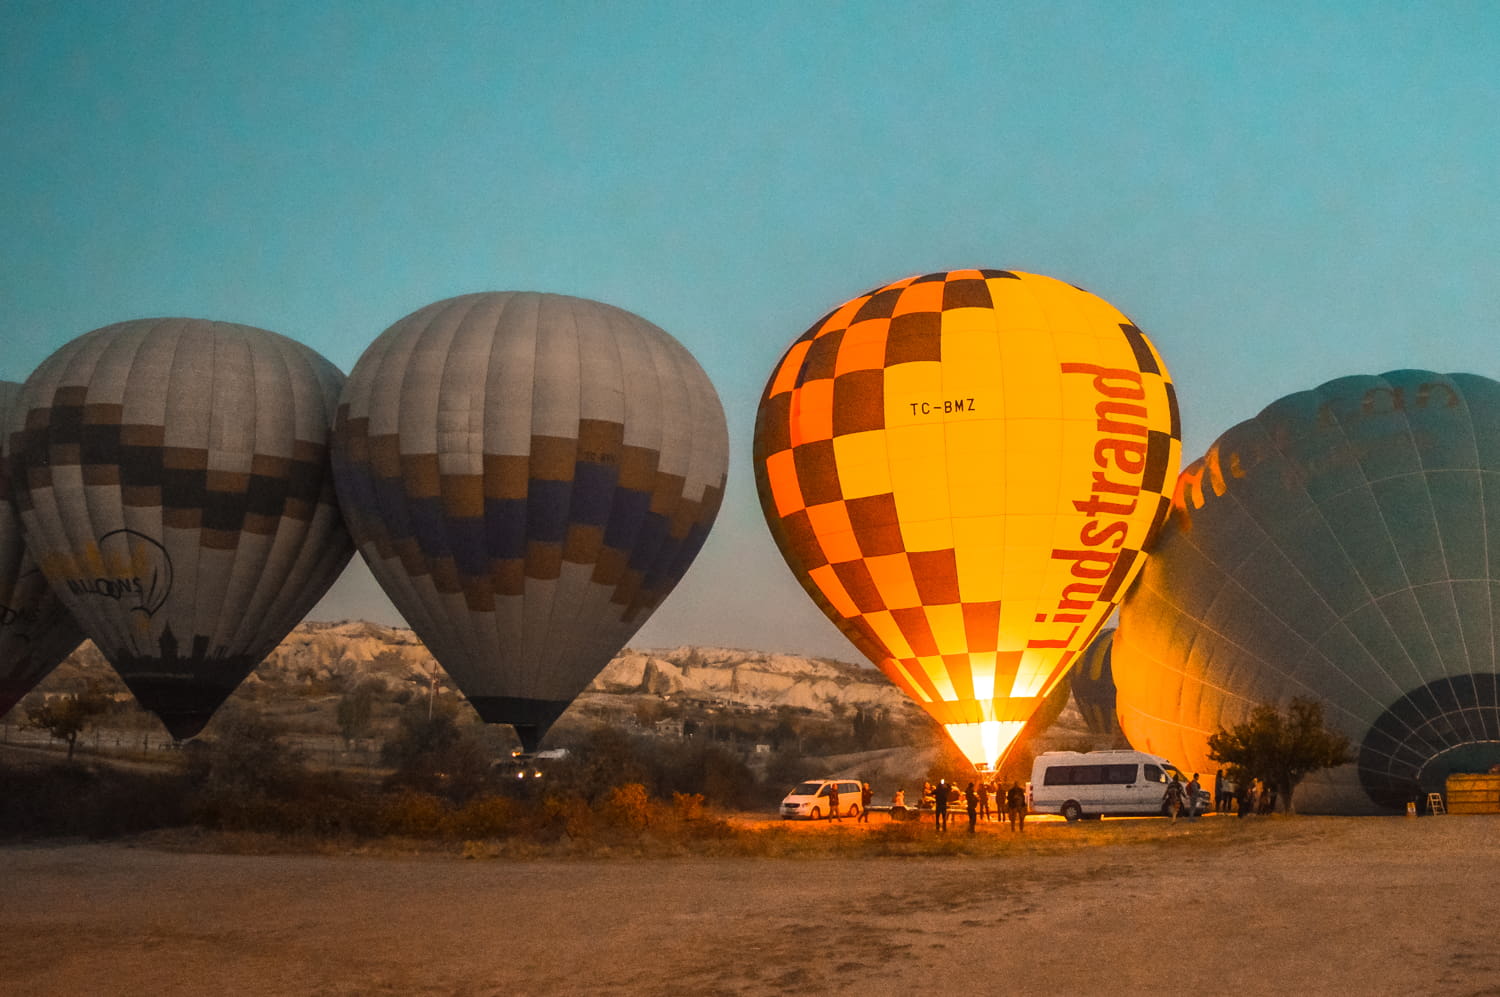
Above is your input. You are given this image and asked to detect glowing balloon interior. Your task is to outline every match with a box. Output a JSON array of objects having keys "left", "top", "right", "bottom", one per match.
[{"left": 754, "top": 270, "right": 1180, "bottom": 769}]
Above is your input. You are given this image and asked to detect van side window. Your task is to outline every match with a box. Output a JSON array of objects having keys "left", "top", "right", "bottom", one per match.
[
  {"left": 1144, "top": 764, "right": 1165, "bottom": 783},
  {"left": 1104, "top": 764, "right": 1137, "bottom": 784}
]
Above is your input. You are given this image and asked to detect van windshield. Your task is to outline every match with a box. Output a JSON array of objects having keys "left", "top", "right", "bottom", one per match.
[{"left": 791, "top": 782, "right": 823, "bottom": 796}]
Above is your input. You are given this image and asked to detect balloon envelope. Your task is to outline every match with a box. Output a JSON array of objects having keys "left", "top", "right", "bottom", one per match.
[
  {"left": 1115, "top": 370, "right": 1500, "bottom": 813},
  {"left": 9, "top": 320, "right": 352, "bottom": 738},
  {"left": 1, "top": 381, "right": 84, "bottom": 717},
  {"left": 1069, "top": 626, "right": 1122, "bottom": 739},
  {"left": 754, "top": 269, "right": 1180, "bottom": 769},
  {"left": 332, "top": 292, "right": 729, "bottom": 752}
]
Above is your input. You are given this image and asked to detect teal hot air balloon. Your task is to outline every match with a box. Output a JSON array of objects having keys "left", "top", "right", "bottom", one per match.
[
  {"left": 1, "top": 381, "right": 84, "bottom": 717},
  {"left": 332, "top": 293, "right": 729, "bottom": 753},
  {"left": 1069, "top": 626, "right": 1121, "bottom": 739},
  {"left": 1114, "top": 370, "right": 1500, "bottom": 813},
  {"left": 8, "top": 320, "right": 353, "bottom": 738}
]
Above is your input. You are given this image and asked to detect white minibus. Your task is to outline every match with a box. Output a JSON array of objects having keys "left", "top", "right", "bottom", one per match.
[{"left": 1030, "top": 749, "right": 1209, "bottom": 821}]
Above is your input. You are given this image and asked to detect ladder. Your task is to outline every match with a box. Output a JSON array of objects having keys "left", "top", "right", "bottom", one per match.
[{"left": 1426, "top": 792, "right": 1446, "bottom": 815}]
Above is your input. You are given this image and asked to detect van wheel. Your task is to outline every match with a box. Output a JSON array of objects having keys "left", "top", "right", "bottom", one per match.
[
  {"left": 809, "top": 807, "right": 822, "bottom": 821},
  {"left": 848, "top": 805, "right": 860, "bottom": 819},
  {"left": 1061, "top": 801, "right": 1083, "bottom": 822}
]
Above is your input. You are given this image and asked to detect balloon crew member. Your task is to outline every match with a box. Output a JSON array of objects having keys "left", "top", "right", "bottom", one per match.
[
  {"left": 828, "top": 781, "right": 841, "bottom": 821},
  {"left": 1006, "top": 782, "right": 1027, "bottom": 833},
  {"left": 858, "top": 781, "right": 872, "bottom": 822},
  {"left": 964, "top": 781, "right": 979, "bottom": 833},
  {"left": 1163, "top": 776, "right": 1185, "bottom": 822},
  {"left": 933, "top": 779, "right": 950, "bottom": 832}
]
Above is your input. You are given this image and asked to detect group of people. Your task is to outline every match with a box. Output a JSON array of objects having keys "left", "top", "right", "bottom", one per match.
[
  {"left": 823, "top": 780, "right": 874, "bottom": 822},
  {"left": 1163, "top": 769, "right": 1277, "bottom": 821},
  {"left": 921, "top": 778, "right": 1028, "bottom": 833},
  {"left": 1162, "top": 772, "right": 1203, "bottom": 822}
]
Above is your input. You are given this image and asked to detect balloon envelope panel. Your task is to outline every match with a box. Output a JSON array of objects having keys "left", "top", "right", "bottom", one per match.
[
  {"left": 753, "top": 270, "right": 1180, "bottom": 768},
  {"left": 0, "top": 381, "right": 84, "bottom": 717},
  {"left": 332, "top": 292, "right": 729, "bottom": 752},
  {"left": 8, "top": 320, "right": 353, "bottom": 738},
  {"left": 1115, "top": 370, "right": 1500, "bottom": 813},
  {"left": 1070, "top": 626, "right": 1121, "bottom": 738}
]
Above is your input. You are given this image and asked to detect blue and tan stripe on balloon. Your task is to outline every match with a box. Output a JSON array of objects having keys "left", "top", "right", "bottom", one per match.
[{"left": 332, "top": 416, "right": 724, "bottom": 620}]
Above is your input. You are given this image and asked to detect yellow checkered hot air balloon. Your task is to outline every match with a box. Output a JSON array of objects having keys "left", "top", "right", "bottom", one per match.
[{"left": 753, "top": 270, "right": 1180, "bottom": 770}]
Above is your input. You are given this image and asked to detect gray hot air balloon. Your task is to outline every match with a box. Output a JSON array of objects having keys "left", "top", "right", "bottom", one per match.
[
  {"left": 8, "top": 320, "right": 353, "bottom": 738},
  {"left": 332, "top": 292, "right": 729, "bottom": 753},
  {"left": 1114, "top": 370, "right": 1500, "bottom": 813},
  {"left": 1, "top": 381, "right": 85, "bottom": 717}
]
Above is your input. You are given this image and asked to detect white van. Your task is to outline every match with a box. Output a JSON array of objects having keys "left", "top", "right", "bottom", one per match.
[
  {"left": 779, "top": 779, "right": 864, "bottom": 820},
  {"left": 1030, "top": 750, "right": 1209, "bottom": 821}
]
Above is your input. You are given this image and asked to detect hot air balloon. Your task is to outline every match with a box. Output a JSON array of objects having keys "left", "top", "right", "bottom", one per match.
[
  {"left": 1, "top": 381, "right": 85, "bottom": 717},
  {"left": 8, "top": 320, "right": 353, "bottom": 738},
  {"left": 754, "top": 269, "right": 1180, "bottom": 770},
  {"left": 1070, "top": 626, "right": 1123, "bottom": 740},
  {"left": 1114, "top": 370, "right": 1500, "bottom": 814},
  {"left": 331, "top": 292, "right": 729, "bottom": 753}
]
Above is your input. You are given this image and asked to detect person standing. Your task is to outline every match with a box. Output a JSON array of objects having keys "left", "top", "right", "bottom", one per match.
[
  {"left": 933, "top": 779, "right": 950, "bottom": 832},
  {"left": 858, "top": 781, "right": 872, "bottom": 823},
  {"left": 1186, "top": 773, "right": 1202, "bottom": 820},
  {"left": 828, "top": 781, "right": 841, "bottom": 821},
  {"left": 1214, "top": 770, "right": 1228, "bottom": 814},
  {"left": 1006, "top": 782, "right": 1027, "bottom": 833},
  {"left": 964, "top": 781, "right": 979, "bottom": 834},
  {"left": 1237, "top": 778, "right": 1253, "bottom": 818},
  {"left": 1163, "top": 775, "right": 1185, "bottom": 822}
]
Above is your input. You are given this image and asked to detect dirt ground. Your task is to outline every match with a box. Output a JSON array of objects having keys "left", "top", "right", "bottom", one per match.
[{"left": 5, "top": 814, "right": 1500, "bottom": 997}]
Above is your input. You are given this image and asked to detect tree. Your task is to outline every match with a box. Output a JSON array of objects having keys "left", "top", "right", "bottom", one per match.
[
  {"left": 1208, "top": 698, "right": 1353, "bottom": 813},
  {"left": 26, "top": 683, "right": 111, "bottom": 760},
  {"left": 381, "top": 699, "right": 491, "bottom": 801},
  {"left": 336, "top": 679, "right": 382, "bottom": 745}
]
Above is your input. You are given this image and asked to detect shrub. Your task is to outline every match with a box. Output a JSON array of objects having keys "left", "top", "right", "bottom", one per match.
[
  {"left": 535, "top": 794, "right": 593, "bottom": 840},
  {"left": 445, "top": 795, "right": 520, "bottom": 839},
  {"left": 379, "top": 789, "right": 449, "bottom": 837},
  {"left": 601, "top": 783, "right": 652, "bottom": 831}
]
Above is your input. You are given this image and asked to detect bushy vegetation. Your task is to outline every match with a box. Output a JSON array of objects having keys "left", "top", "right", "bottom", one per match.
[
  {"left": 3, "top": 708, "right": 805, "bottom": 847},
  {"left": 1208, "top": 697, "right": 1353, "bottom": 813}
]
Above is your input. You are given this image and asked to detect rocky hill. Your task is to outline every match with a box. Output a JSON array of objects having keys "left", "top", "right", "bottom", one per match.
[
  {"left": 233, "top": 621, "right": 921, "bottom": 718},
  {"left": 30, "top": 620, "right": 1107, "bottom": 760}
]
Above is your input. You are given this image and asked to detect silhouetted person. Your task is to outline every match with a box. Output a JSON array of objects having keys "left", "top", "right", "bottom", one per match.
[
  {"left": 1006, "top": 782, "right": 1027, "bottom": 832},
  {"left": 978, "top": 778, "right": 993, "bottom": 822},
  {"left": 858, "top": 781, "right": 871, "bottom": 823},
  {"left": 965, "top": 781, "right": 979, "bottom": 833},
  {"left": 1214, "top": 769, "right": 1228, "bottom": 813},
  {"left": 934, "top": 779, "right": 950, "bottom": 832},
  {"left": 1163, "top": 775, "right": 1185, "bottom": 822},
  {"left": 828, "top": 781, "right": 841, "bottom": 821}
]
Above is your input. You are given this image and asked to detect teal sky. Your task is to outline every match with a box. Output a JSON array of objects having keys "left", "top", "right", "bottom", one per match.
[{"left": 5, "top": 2, "right": 1498, "bottom": 661}]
